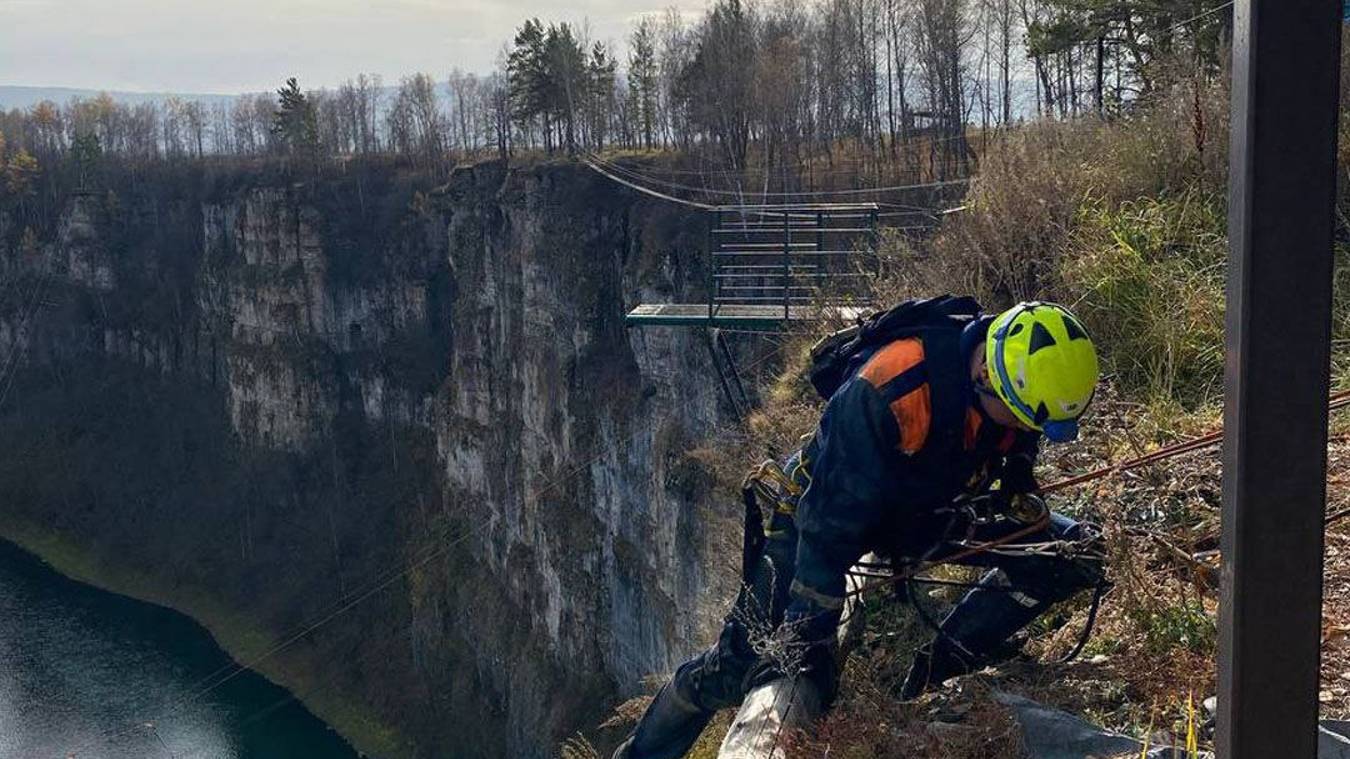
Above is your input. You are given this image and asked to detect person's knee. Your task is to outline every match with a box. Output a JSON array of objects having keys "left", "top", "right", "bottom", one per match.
[
  {"left": 674, "top": 642, "right": 758, "bottom": 712},
  {"left": 1004, "top": 560, "right": 1100, "bottom": 607},
  {"left": 1009, "top": 520, "right": 1106, "bottom": 600}
]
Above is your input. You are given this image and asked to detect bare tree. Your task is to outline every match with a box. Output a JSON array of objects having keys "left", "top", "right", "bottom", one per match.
[{"left": 914, "top": 0, "right": 971, "bottom": 176}]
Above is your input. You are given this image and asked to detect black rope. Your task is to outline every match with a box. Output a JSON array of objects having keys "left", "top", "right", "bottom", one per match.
[
  {"left": 889, "top": 566, "right": 1109, "bottom": 681},
  {"left": 1056, "top": 580, "right": 1110, "bottom": 664}
]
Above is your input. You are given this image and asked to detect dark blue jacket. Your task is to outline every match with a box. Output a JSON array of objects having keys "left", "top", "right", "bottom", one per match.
[{"left": 782, "top": 319, "right": 1041, "bottom": 645}]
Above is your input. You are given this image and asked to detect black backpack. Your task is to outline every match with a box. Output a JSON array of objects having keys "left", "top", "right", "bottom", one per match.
[{"left": 807, "top": 294, "right": 983, "bottom": 400}]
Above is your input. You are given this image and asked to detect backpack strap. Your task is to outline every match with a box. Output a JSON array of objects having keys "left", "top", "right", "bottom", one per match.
[
  {"left": 808, "top": 295, "right": 984, "bottom": 401},
  {"left": 915, "top": 323, "right": 970, "bottom": 458}
]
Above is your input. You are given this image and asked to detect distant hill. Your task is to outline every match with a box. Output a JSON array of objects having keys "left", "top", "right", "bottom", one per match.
[{"left": 0, "top": 85, "right": 242, "bottom": 110}]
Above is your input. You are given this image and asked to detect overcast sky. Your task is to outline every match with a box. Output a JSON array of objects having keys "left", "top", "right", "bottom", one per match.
[{"left": 1, "top": 0, "right": 708, "bottom": 95}]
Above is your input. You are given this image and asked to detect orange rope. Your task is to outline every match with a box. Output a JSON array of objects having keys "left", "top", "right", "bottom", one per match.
[{"left": 1042, "top": 389, "right": 1350, "bottom": 494}]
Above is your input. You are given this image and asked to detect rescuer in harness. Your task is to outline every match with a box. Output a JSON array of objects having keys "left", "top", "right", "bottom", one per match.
[{"left": 614, "top": 296, "right": 1105, "bottom": 759}]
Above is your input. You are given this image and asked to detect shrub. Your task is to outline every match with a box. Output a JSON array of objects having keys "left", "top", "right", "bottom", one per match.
[
  {"left": 1135, "top": 599, "right": 1217, "bottom": 656},
  {"left": 873, "top": 75, "right": 1233, "bottom": 416},
  {"left": 1063, "top": 188, "right": 1227, "bottom": 408}
]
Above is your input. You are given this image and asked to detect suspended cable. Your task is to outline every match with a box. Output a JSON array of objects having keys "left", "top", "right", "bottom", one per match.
[
  {"left": 0, "top": 251, "right": 55, "bottom": 410},
  {"left": 1158, "top": 1, "right": 1233, "bottom": 37},
  {"left": 581, "top": 156, "right": 714, "bottom": 210},
  {"left": 587, "top": 152, "right": 971, "bottom": 200}
]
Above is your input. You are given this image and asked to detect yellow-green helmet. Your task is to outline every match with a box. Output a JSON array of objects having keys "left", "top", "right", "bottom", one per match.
[{"left": 985, "top": 302, "right": 1099, "bottom": 442}]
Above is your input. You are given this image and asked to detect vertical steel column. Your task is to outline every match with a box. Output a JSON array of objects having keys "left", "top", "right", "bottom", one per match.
[
  {"left": 817, "top": 211, "right": 826, "bottom": 300},
  {"left": 782, "top": 211, "right": 791, "bottom": 320},
  {"left": 709, "top": 209, "right": 720, "bottom": 322},
  {"left": 1220, "top": 1, "right": 1341, "bottom": 757},
  {"left": 870, "top": 207, "right": 880, "bottom": 279}
]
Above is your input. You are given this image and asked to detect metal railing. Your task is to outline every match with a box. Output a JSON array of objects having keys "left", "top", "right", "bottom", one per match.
[{"left": 706, "top": 205, "right": 880, "bottom": 321}]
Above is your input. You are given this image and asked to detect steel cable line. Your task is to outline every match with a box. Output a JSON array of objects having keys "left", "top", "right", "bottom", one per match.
[
  {"left": 59, "top": 526, "right": 475, "bottom": 758},
  {"left": 0, "top": 269, "right": 27, "bottom": 321},
  {"left": 581, "top": 156, "right": 715, "bottom": 211},
  {"left": 171, "top": 514, "right": 467, "bottom": 704},
  {"left": 588, "top": 155, "right": 960, "bottom": 223},
  {"left": 61, "top": 335, "right": 790, "bottom": 758},
  {"left": 585, "top": 155, "right": 953, "bottom": 239},
  {"left": 587, "top": 152, "right": 971, "bottom": 200},
  {"left": 605, "top": 154, "right": 945, "bottom": 179},
  {"left": 1158, "top": 1, "right": 1233, "bottom": 37},
  {"left": 230, "top": 623, "right": 417, "bottom": 736},
  {"left": 596, "top": 151, "right": 966, "bottom": 199},
  {"left": 110, "top": 495, "right": 489, "bottom": 740},
  {"left": 0, "top": 251, "right": 55, "bottom": 410}
]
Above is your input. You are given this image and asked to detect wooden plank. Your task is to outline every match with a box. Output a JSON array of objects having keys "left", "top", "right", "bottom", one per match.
[{"left": 626, "top": 303, "right": 871, "bottom": 328}]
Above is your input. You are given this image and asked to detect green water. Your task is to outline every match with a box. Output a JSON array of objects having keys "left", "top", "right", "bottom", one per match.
[{"left": 0, "top": 539, "right": 361, "bottom": 759}]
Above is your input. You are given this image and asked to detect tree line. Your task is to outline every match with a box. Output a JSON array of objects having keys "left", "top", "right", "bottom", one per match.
[{"left": 0, "top": 0, "right": 1230, "bottom": 188}]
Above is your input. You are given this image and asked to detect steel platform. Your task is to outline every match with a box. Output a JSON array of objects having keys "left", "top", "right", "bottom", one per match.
[{"left": 625, "top": 303, "right": 870, "bottom": 328}]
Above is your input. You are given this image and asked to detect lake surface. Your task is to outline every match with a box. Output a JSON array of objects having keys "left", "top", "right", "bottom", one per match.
[{"left": 0, "top": 539, "right": 360, "bottom": 759}]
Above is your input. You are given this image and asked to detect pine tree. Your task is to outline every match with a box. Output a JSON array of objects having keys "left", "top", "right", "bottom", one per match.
[
  {"left": 588, "top": 42, "right": 617, "bottom": 151},
  {"left": 628, "top": 19, "right": 659, "bottom": 150},
  {"left": 70, "top": 133, "right": 102, "bottom": 190},
  {"left": 508, "top": 19, "right": 551, "bottom": 150},
  {"left": 271, "top": 77, "right": 320, "bottom": 159},
  {"left": 544, "top": 23, "right": 587, "bottom": 153}
]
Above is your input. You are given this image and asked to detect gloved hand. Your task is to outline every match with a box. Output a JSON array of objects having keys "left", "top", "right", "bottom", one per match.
[
  {"left": 1000, "top": 453, "right": 1039, "bottom": 497},
  {"left": 992, "top": 454, "right": 1044, "bottom": 523}
]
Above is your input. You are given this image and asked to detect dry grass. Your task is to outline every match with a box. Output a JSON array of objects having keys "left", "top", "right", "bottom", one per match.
[
  {"left": 1317, "top": 441, "right": 1350, "bottom": 718},
  {"left": 788, "top": 680, "right": 1028, "bottom": 759}
]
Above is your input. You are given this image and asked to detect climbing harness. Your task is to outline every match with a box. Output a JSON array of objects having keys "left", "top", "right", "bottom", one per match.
[
  {"left": 843, "top": 495, "right": 1052, "bottom": 600},
  {"left": 839, "top": 492, "right": 1110, "bottom": 664}
]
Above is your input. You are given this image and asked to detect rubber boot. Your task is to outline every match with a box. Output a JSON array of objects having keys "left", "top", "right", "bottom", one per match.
[
  {"left": 615, "top": 671, "right": 717, "bottom": 759},
  {"left": 899, "top": 637, "right": 976, "bottom": 700}
]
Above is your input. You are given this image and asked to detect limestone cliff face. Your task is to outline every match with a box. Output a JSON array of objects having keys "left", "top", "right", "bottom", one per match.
[{"left": 0, "top": 160, "right": 743, "bottom": 758}]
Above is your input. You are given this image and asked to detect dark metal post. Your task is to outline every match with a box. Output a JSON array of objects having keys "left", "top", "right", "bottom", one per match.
[
  {"left": 870, "top": 207, "right": 880, "bottom": 279},
  {"left": 709, "top": 209, "right": 720, "bottom": 322},
  {"left": 817, "top": 211, "right": 826, "bottom": 299},
  {"left": 782, "top": 211, "right": 791, "bottom": 320},
  {"left": 1220, "top": 1, "right": 1341, "bottom": 757}
]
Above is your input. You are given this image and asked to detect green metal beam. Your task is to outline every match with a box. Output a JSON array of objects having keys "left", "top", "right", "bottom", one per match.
[{"left": 625, "top": 303, "right": 870, "bottom": 329}]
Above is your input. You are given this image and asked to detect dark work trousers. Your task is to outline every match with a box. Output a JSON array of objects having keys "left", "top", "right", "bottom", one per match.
[
  {"left": 900, "top": 511, "right": 1104, "bottom": 698},
  {"left": 617, "top": 509, "right": 1100, "bottom": 759}
]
